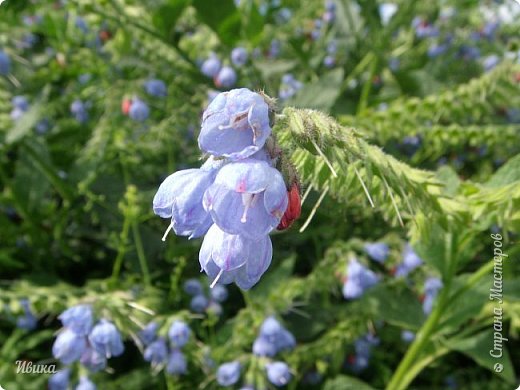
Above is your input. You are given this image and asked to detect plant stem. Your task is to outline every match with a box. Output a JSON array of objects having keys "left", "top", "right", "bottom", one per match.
[
  {"left": 110, "top": 214, "right": 131, "bottom": 284},
  {"left": 386, "top": 232, "right": 454, "bottom": 390},
  {"left": 132, "top": 221, "right": 151, "bottom": 287},
  {"left": 357, "top": 56, "right": 378, "bottom": 114}
]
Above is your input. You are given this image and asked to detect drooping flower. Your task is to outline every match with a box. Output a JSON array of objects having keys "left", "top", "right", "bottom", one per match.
[
  {"left": 168, "top": 320, "right": 191, "bottom": 348},
  {"left": 203, "top": 159, "right": 288, "bottom": 239},
  {"left": 199, "top": 224, "right": 273, "bottom": 289},
  {"left": 266, "top": 362, "right": 292, "bottom": 387},
  {"left": 422, "top": 277, "right": 443, "bottom": 314},
  {"left": 75, "top": 376, "right": 97, "bottom": 390},
  {"left": 70, "top": 99, "right": 89, "bottom": 124},
  {"left": 364, "top": 242, "right": 389, "bottom": 263},
  {"left": 190, "top": 294, "right": 209, "bottom": 313},
  {"left": 144, "top": 78, "right": 167, "bottom": 97},
  {"left": 144, "top": 337, "right": 168, "bottom": 368},
  {"left": 216, "top": 361, "right": 241, "bottom": 386},
  {"left": 80, "top": 347, "right": 107, "bottom": 372},
  {"left": 210, "top": 284, "right": 228, "bottom": 302},
  {"left": 401, "top": 330, "right": 415, "bottom": 343},
  {"left": 231, "top": 47, "right": 248, "bottom": 67},
  {"left": 342, "top": 258, "right": 379, "bottom": 299},
  {"left": 183, "top": 278, "right": 203, "bottom": 296},
  {"left": 58, "top": 304, "right": 93, "bottom": 336},
  {"left": 16, "top": 299, "right": 37, "bottom": 330},
  {"left": 52, "top": 328, "right": 88, "bottom": 364},
  {"left": 253, "top": 335, "right": 278, "bottom": 357},
  {"left": 153, "top": 167, "right": 217, "bottom": 240},
  {"left": 11, "top": 96, "right": 30, "bottom": 122},
  {"left": 395, "top": 244, "right": 423, "bottom": 277},
  {"left": 138, "top": 321, "right": 159, "bottom": 346},
  {"left": 166, "top": 349, "right": 187, "bottom": 375},
  {"left": 128, "top": 98, "right": 149, "bottom": 121},
  {"left": 198, "top": 89, "right": 272, "bottom": 160},
  {"left": 49, "top": 369, "right": 70, "bottom": 390},
  {"left": 88, "top": 320, "right": 125, "bottom": 358},
  {"left": 201, "top": 54, "right": 221, "bottom": 78}
]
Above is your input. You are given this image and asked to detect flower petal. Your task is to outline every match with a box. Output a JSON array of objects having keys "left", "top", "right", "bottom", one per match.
[
  {"left": 263, "top": 169, "right": 288, "bottom": 220},
  {"left": 204, "top": 184, "right": 277, "bottom": 239},
  {"left": 153, "top": 169, "right": 198, "bottom": 218},
  {"left": 214, "top": 159, "right": 271, "bottom": 193},
  {"left": 235, "top": 236, "right": 272, "bottom": 290},
  {"left": 198, "top": 89, "right": 272, "bottom": 160},
  {"left": 211, "top": 226, "right": 250, "bottom": 271}
]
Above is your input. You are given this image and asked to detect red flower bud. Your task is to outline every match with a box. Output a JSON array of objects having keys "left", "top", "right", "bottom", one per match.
[
  {"left": 121, "top": 98, "right": 132, "bottom": 115},
  {"left": 277, "top": 183, "right": 301, "bottom": 230},
  {"left": 99, "top": 30, "right": 112, "bottom": 42}
]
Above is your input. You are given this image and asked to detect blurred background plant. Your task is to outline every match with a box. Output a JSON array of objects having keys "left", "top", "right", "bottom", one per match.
[{"left": 0, "top": 0, "right": 519, "bottom": 389}]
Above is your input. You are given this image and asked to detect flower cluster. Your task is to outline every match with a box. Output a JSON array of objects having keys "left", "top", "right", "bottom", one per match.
[
  {"left": 323, "top": 40, "right": 337, "bottom": 68},
  {"left": 11, "top": 96, "right": 29, "bottom": 121},
  {"left": 154, "top": 88, "right": 298, "bottom": 290},
  {"left": 183, "top": 278, "right": 228, "bottom": 314},
  {"left": 144, "top": 78, "right": 167, "bottom": 98},
  {"left": 50, "top": 305, "right": 124, "bottom": 389},
  {"left": 422, "top": 277, "right": 443, "bottom": 314},
  {"left": 323, "top": 0, "right": 336, "bottom": 24},
  {"left": 16, "top": 298, "right": 37, "bottom": 331},
  {"left": 216, "top": 317, "right": 294, "bottom": 387},
  {"left": 347, "top": 333, "right": 380, "bottom": 372},
  {"left": 342, "top": 258, "right": 379, "bottom": 299},
  {"left": 279, "top": 74, "right": 303, "bottom": 100},
  {"left": 70, "top": 99, "right": 89, "bottom": 124},
  {"left": 139, "top": 320, "right": 191, "bottom": 375},
  {"left": 364, "top": 242, "right": 390, "bottom": 264},
  {"left": 200, "top": 50, "right": 247, "bottom": 89},
  {"left": 394, "top": 244, "right": 423, "bottom": 277},
  {"left": 252, "top": 316, "right": 296, "bottom": 357}
]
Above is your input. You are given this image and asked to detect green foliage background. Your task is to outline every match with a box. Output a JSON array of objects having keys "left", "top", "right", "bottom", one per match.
[{"left": 0, "top": 0, "right": 519, "bottom": 389}]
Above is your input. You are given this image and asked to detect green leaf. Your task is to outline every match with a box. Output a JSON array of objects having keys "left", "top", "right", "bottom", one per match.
[
  {"left": 191, "top": 0, "right": 241, "bottom": 45},
  {"left": 6, "top": 103, "right": 42, "bottom": 144},
  {"left": 364, "top": 283, "right": 424, "bottom": 329},
  {"left": 411, "top": 224, "right": 448, "bottom": 277},
  {"left": 485, "top": 154, "right": 520, "bottom": 188},
  {"left": 324, "top": 375, "right": 375, "bottom": 390},
  {"left": 448, "top": 330, "right": 516, "bottom": 383},
  {"left": 152, "top": 0, "right": 190, "bottom": 40},
  {"left": 254, "top": 59, "right": 297, "bottom": 80},
  {"left": 289, "top": 68, "right": 345, "bottom": 111},
  {"left": 436, "top": 166, "right": 461, "bottom": 197},
  {"left": 243, "top": 2, "right": 264, "bottom": 42},
  {"left": 439, "top": 273, "right": 490, "bottom": 333}
]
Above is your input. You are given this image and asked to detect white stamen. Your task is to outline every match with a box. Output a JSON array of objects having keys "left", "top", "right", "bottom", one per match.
[
  {"left": 240, "top": 193, "right": 258, "bottom": 223},
  {"left": 161, "top": 223, "right": 173, "bottom": 241},
  {"left": 210, "top": 269, "right": 224, "bottom": 288}
]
